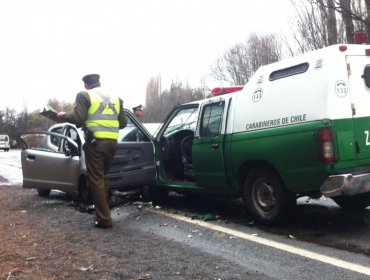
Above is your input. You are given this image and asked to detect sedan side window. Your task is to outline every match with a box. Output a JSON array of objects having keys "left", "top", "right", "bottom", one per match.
[
  {"left": 50, "top": 127, "right": 63, "bottom": 148},
  {"left": 65, "top": 127, "right": 81, "bottom": 148},
  {"left": 21, "top": 132, "right": 63, "bottom": 153},
  {"left": 118, "top": 118, "right": 150, "bottom": 143}
]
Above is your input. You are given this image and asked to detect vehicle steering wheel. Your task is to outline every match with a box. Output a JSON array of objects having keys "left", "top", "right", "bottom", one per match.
[{"left": 180, "top": 135, "right": 194, "bottom": 161}]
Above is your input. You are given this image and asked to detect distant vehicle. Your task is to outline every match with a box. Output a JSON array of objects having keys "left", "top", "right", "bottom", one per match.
[
  {"left": 0, "top": 134, "right": 10, "bottom": 152},
  {"left": 20, "top": 109, "right": 155, "bottom": 203}
]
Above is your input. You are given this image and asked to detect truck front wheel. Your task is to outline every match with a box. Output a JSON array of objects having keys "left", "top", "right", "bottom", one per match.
[
  {"left": 332, "top": 192, "right": 370, "bottom": 210},
  {"left": 244, "top": 168, "right": 295, "bottom": 226}
]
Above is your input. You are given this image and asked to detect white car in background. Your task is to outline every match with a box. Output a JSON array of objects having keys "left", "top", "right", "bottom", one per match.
[{"left": 0, "top": 134, "right": 10, "bottom": 152}]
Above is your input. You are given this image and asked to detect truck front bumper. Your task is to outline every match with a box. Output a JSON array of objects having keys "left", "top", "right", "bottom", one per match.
[{"left": 320, "top": 173, "right": 370, "bottom": 197}]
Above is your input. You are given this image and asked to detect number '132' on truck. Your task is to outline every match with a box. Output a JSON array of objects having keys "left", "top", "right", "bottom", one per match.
[{"left": 146, "top": 44, "right": 370, "bottom": 225}]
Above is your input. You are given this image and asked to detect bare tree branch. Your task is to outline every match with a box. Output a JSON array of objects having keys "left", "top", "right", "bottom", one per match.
[{"left": 210, "top": 34, "right": 282, "bottom": 85}]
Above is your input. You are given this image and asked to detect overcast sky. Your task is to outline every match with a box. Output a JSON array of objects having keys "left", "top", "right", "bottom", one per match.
[{"left": 0, "top": 0, "right": 294, "bottom": 112}]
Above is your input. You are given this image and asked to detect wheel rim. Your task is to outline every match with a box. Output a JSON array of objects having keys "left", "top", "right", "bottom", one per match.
[{"left": 252, "top": 180, "right": 275, "bottom": 215}]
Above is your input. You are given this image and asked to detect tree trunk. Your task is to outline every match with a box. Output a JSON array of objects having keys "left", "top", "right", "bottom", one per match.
[
  {"left": 365, "top": 0, "right": 370, "bottom": 43},
  {"left": 326, "top": 0, "right": 338, "bottom": 44},
  {"left": 339, "top": 0, "right": 355, "bottom": 43}
]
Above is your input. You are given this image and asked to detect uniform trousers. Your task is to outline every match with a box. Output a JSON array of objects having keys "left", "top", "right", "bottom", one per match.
[{"left": 84, "top": 139, "right": 117, "bottom": 226}]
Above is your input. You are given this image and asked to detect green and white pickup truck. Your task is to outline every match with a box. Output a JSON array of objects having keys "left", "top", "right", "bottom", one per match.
[
  {"left": 146, "top": 44, "right": 370, "bottom": 225},
  {"left": 21, "top": 44, "right": 370, "bottom": 225}
]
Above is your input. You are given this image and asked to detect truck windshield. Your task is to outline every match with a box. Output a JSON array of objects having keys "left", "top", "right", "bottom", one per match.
[{"left": 163, "top": 107, "right": 198, "bottom": 137}]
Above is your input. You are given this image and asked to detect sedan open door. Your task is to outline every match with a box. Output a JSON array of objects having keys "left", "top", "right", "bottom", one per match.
[{"left": 107, "top": 110, "right": 156, "bottom": 190}]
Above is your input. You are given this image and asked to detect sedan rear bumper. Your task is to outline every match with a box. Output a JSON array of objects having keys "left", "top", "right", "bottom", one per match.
[{"left": 320, "top": 173, "right": 370, "bottom": 197}]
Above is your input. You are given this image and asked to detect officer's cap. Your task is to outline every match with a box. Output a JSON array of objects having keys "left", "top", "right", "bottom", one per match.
[
  {"left": 132, "top": 104, "right": 143, "bottom": 111},
  {"left": 82, "top": 74, "right": 100, "bottom": 85}
]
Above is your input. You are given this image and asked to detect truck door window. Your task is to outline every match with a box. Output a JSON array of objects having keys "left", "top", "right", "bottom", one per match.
[{"left": 200, "top": 101, "right": 225, "bottom": 137}]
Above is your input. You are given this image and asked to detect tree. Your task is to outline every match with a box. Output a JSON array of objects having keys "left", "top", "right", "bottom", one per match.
[
  {"left": 142, "top": 75, "right": 162, "bottom": 122},
  {"left": 339, "top": 0, "right": 355, "bottom": 43},
  {"left": 313, "top": 0, "right": 370, "bottom": 43},
  {"left": 47, "top": 98, "right": 73, "bottom": 113},
  {"left": 0, "top": 98, "right": 73, "bottom": 147},
  {"left": 0, "top": 108, "right": 31, "bottom": 144},
  {"left": 288, "top": 0, "right": 343, "bottom": 53},
  {"left": 143, "top": 76, "right": 207, "bottom": 122},
  {"left": 289, "top": 0, "right": 370, "bottom": 54},
  {"left": 210, "top": 33, "right": 282, "bottom": 85}
]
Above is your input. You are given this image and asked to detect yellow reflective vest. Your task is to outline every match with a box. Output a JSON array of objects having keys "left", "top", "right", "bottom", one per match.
[{"left": 85, "top": 89, "right": 120, "bottom": 140}]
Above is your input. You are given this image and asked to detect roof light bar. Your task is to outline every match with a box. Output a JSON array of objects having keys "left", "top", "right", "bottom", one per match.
[
  {"left": 211, "top": 86, "right": 244, "bottom": 95},
  {"left": 339, "top": 45, "right": 347, "bottom": 51}
]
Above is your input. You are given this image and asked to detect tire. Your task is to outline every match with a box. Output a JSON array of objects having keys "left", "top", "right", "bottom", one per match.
[
  {"left": 243, "top": 168, "right": 295, "bottom": 226},
  {"left": 79, "top": 178, "right": 93, "bottom": 205},
  {"left": 332, "top": 192, "right": 370, "bottom": 210},
  {"left": 37, "top": 189, "right": 51, "bottom": 197}
]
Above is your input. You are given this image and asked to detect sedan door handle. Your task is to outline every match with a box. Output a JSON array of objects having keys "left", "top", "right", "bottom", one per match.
[
  {"left": 211, "top": 143, "right": 219, "bottom": 149},
  {"left": 26, "top": 154, "right": 36, "bottom": 160}
]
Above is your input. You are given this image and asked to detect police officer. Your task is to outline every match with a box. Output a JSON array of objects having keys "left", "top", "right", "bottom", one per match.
[
  {"left": 132, "top": 104, "right": 143, "bottom": 118},
  {"left": 56, "top": 74, "right": 127, "bottom": 229}
]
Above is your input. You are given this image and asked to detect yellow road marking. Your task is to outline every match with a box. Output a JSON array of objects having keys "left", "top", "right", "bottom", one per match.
[{"left": 150, "top": 208, "right": 370, "bottom": 276}]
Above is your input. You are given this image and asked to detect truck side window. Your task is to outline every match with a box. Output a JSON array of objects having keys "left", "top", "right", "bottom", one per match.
[
  {"left": 269, "top": 62, "right": 309, "bottom": 81},
  {"left": 200, "top": 101, "right": 225, "bottom": 137}
]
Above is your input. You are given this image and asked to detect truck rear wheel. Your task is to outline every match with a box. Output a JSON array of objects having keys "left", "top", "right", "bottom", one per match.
[
  {"left": 244, "top": 168, "right": 295, "bottom": 226},
  {"left": 332, "top": 192, "right": 370, "bottom": 210}
]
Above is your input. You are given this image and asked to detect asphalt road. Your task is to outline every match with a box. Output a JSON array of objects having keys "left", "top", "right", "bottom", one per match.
[{"left": 1, "top": 150, "right": 370, "bottom": 279}]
